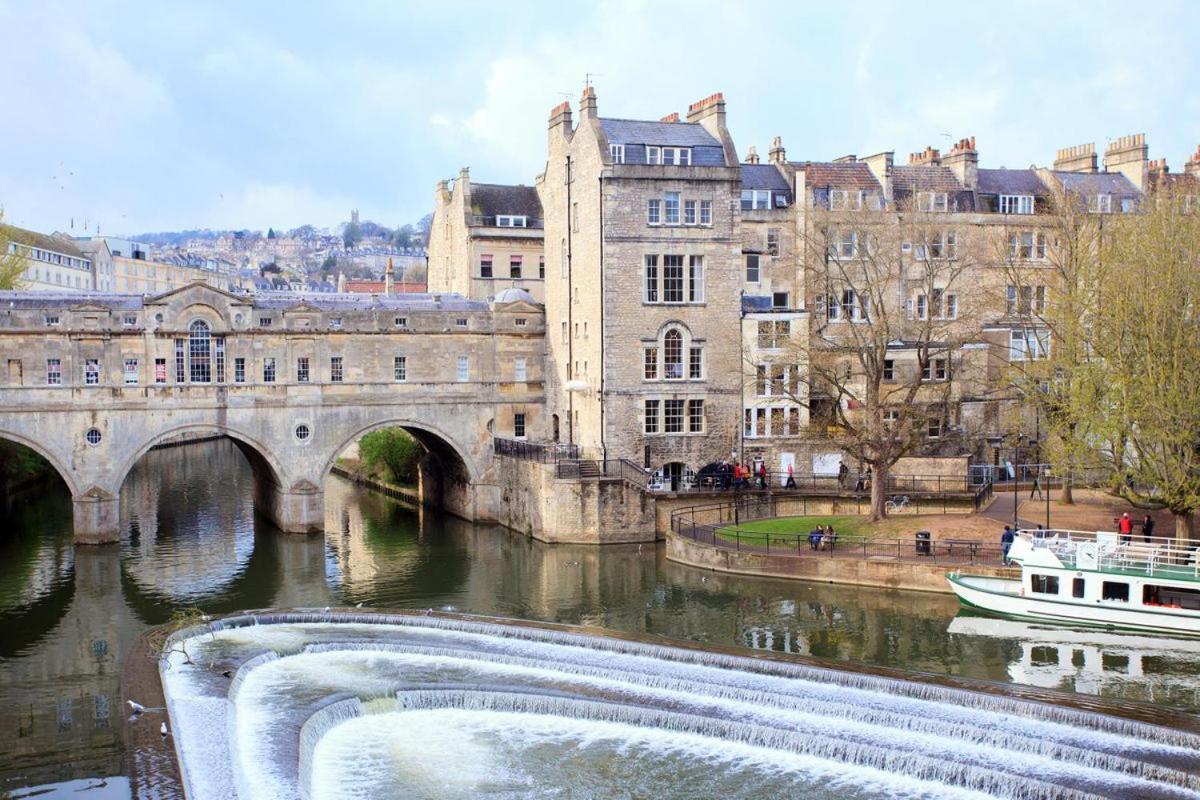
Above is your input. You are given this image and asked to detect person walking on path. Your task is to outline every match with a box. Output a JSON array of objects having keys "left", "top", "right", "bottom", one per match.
[
  {"left": 1001, "top": 525, "right": 1015, "bottom": 565},
  {"left": 1118, "top": 512, "right": 1133, "bottom": 544},
  {"left": 784, "top": 463, "right": 796, "bottom": 489},
  {"left": 758, "top": 462, "right": 768, "bottom": 490},
  {"left": 837, "top": 460, "right": 849, "bottom": 490},
  {"left": 1029, "top": 469, "right": 1043, "bottom": 500},
  {"left": 1141, "top": 514, "right": 1155, "bottom": 543}
]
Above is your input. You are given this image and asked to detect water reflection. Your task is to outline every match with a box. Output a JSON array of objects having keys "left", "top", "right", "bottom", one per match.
[{"left": 0, "top": 438, "right": 1197, "bottom": 797}]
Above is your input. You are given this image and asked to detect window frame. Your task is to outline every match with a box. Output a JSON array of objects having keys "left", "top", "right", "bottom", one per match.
[
  {"left": 999, "top": 194, "right": 1034, "bottom": 215},
  {"left": 609, "top": 144, "right": 625, "bottom": 164}
]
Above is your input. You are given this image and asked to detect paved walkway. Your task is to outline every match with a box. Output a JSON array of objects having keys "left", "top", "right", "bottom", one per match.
[{"left": 981, "top": 482, "right": 1039, "bottom": 529}]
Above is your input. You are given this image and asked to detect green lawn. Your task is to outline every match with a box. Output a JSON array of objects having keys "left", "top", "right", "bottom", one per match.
[{"left": 715, "top": 515, "right": 871, "bottom": 547}]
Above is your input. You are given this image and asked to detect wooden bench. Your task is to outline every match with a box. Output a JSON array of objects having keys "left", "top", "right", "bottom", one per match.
[{"left": 944, "top": 539, "right": 982, "bottom": 560}]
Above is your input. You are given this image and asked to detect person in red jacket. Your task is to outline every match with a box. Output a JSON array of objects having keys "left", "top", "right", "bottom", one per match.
[{"left": 1118, "top": 512, "right": 1133, "bottom": 543}]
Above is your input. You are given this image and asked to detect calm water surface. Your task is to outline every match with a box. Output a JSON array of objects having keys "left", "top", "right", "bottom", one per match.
[{"left": 1, "top": 439, "right": 1198, "bottom": 796}]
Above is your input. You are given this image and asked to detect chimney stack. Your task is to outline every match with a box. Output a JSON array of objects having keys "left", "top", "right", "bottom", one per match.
[
  {"left": 685, "top": 92, "right": 736, "bottom": 165},
  {"left": 385, "top": 257, "right": 394, "bottom": 295},
  {"left": 685, "top": 91, "right": 725, "bottom": 124},
  {"left": 1186, "top": 145, "right": 1200, "bottom": 178},
  {"left": 579, "top": 85, "right": 598, "bottom": 119},
  {"left": 768, "top": 136, "right": 786, "bottom": 165},
  {"left": 1103, "top": 133, "right": 1148, "bottom": 190},
  {"left": 659, "top": 112, "right": 679, "bottom": 123},
  {"left": 1053, "top": 142, "right": 1097, "bottom": 173},
  {"left": 908, "top": 146, "right": 941, "bottom": 166},
  {"left": 745, "top": 145, "right": 759, "bottom": 165},
  {"left": 943, "top": 136, "right": 978, "bottom": 189},
  {"left": 548, "top": 100, "right": 573, "bottom": 140}
]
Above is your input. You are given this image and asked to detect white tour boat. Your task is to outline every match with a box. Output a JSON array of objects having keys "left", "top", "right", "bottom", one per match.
[{"left": 948, "top": 529, "right": 1200, "bottom": 636}]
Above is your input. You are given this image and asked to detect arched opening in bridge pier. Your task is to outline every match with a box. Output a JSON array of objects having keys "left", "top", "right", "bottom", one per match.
[
  {"left": 113, "top": 431, "right": 290, "bottom": 604},
  {"left": 326, "top": 423, "right": 476, "bottom": 520},
  {"left": 0, "top": 434, "right": 76, "bottom": 533},
  {"left": 114, "top": 427, "right": 287, "bottom": 537}
]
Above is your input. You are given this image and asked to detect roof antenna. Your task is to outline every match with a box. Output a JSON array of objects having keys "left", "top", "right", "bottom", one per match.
[{"left": 584, "top": 72, "right": 603, "bottom": 90}]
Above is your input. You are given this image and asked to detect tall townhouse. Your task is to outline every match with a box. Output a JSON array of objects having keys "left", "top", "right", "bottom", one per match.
[
  {"left": 736, "top": 140, "right": 811, "bottom": 477},
  {"left": 537, "top": 89, "right": 744, "bottom": 485},
  {"left": 427, "top": 168, "right": 546, "bottom": 302}
]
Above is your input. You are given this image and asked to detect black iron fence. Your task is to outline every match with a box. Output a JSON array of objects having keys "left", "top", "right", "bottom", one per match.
[
  {"left": 493, "top": 438, "right": 579, "bottom": 463},
  {"left": 670, "top": 495, "right": 1004, "bottom": 565}
]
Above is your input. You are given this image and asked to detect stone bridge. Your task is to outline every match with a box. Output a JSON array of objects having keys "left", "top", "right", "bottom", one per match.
[{"left": 0, "top": 283, "right": 546, "bottom": 542}]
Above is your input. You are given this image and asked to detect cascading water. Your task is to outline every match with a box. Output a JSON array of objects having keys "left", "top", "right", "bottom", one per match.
[{"left": 159, "top": 611, "right": 1200, "bottom": 800}]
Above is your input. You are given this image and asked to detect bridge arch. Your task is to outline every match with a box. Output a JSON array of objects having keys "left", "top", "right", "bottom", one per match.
[
  {"left": 0, "top": 428, "right": 80, "bottom": 496},
  {"left": 113, "top": 422, "right": 287, "bottom": 495},
  {"left": 320, "top": 417, "right": 483, "bottom": 485}
]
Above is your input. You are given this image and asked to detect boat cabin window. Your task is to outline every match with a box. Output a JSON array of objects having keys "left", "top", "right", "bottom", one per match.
[
  {"left": 1101, "top": 581, "right": 1130, "bottom": 602},
  {"left": 1072, "top": 577, "right": 1086, "bottom": 599},
  {"left": 1144, "top": 583, "right": 1200, "bottom": 610},
  {"left": 1030, "top": 574, "right": 1059, "bottom": 594}
]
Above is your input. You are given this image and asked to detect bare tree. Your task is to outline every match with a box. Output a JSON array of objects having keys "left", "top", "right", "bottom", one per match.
[
  {"left": 996, "top": 184, "right": 1109, "bottom": 504},
  {"left": 772, "top": 199, "right": 986, "bottom": 519}
]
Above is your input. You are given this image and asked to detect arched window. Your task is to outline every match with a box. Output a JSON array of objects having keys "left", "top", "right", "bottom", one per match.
[
  {"left": 189, "top": 320, "right": 212, "bottom": 382},
  {"left": 663, "top": 329, "right": 683, "bottom": 379}
]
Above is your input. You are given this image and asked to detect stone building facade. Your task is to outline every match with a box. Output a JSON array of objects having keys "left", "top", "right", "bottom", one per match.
[
  {"left": 0, "top": 283, "right": 545, "bottom": 540},
  {"left": 537, "top": 89, "right": 745, "bottom": 486},
  {"left": 430, "top": 88, "right": 1200, "bottom": 483},
  {"left": 427, "top": 168, "right": 546, "bottom": 302}
]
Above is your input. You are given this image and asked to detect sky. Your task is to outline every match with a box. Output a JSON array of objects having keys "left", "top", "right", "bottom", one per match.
[{"left": 1, "top": 0, "right": 1198, "bottom": 237}]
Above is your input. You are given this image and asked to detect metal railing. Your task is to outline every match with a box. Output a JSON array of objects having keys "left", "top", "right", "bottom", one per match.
[
  {"left": 493, "top": 438, "right": 579, "bottom": 463},
  {"left": 646, "top": 470, "right": 984, "bottom": 496},
  {"left": 1018, "top": 529, "right": 1200, "bottom": 580},
  {"left": 670, "top": 503, "right": 1005, "bottom": 565},
  {"left": 554, "top": 458, "right": 648, "bottom": 488}
]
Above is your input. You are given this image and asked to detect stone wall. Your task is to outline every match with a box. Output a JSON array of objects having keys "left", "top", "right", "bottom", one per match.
[
  {"left": 666, "top": 532, "right": 1016, "bottom": 594},
  {"left": 496, "top": 456, "right": 657, "bottom": 544}
]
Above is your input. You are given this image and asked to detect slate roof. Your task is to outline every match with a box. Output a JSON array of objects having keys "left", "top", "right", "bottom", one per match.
[
  {"left": 0, "top": 291, "right": 142, "bottom": 310},
  {"left": 1053, "top": 171, "right": 1139, "bottom": 196},
  {"left": 0, "top": 290, "right": 484, "bottom": 312},
  {"left": 599, "top": 118, "right": 722, "bottom": 147},
  {"left": 891, "top": 165, "right": 966, "bottom": 193},
  {"left": 740, "top": 164, "right": 791, "bottom": 195},
  {"left": 1, "top": 225, "right": 88, "bottom": 259},
  {"left": 977, "top": 169, "right": 1049, "bottom": 196},
  {"left": 792, "top": 161, "right": 881, "bottom": 191},
  {"left": 470, "top": 183, "right": 543, "bottom": 221}
]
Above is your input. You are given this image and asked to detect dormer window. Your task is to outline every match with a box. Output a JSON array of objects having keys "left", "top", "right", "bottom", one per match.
[
  {"left": 1088, "top": 194, "right": 1112, "bottom": 214},
  {"left": 917, "top": 192, "right": 950, "bottom": 213},
  {"left": 329, "top": 317, "right": 343, "bottom": 330},
  {"left": 496, "top": 215, "right": 527, "bottom": 228},
  {"left": 999, "top": 194, "right": 1034, "bottom": 215},
  {"left": 259, "top": 317, "right": 272, "bottom": 327},
  {"left": 123, "top": 315, "right": 137, "bottom": 327},
  {"left": 830, "top": 189, "right": 865, "bottom": 211},
  {"left": 44, "top": 314, "right": 60, "bottom": 327},
  {"left": 741, "top": 190, "right": 772, "bottom": 211},
  {"left": 646, "top": 146, "right": 691, "bottom": 166},
  {"left": 609, "top": 144, "right": 625, "bottom": 164}
]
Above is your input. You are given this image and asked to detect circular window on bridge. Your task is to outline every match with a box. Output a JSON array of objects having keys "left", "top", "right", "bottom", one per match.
[
  {"left": 295, "top": 424, "right": 312, "bottom": 442},
  {"left": 154, "top": 313, "right": 164, "bottom": 324},
  {"left": 84, "top": 428, "right": 102, "bottom": 446}
]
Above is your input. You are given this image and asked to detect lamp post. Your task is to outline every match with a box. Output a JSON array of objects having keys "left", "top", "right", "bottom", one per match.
[{"left": 1012, "top": 434, "right": 1024, "bottom": 529}]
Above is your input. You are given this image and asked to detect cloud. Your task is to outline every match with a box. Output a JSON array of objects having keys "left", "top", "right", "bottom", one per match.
[{"left": 204, "top": 182, "right": 356, "bottom": 232}]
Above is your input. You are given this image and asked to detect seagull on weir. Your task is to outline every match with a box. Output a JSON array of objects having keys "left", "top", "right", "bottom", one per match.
[
  {"left": 160, "top": 722, "right": 169, "bottom": 737},
  {"left": 127, "top": 700, "right": 164, "bottom": 716}
]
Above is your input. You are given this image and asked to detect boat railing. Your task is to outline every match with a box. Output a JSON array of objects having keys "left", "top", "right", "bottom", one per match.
[{"left": 1017, "top": 528, "right": 1200, "bottom": 580}]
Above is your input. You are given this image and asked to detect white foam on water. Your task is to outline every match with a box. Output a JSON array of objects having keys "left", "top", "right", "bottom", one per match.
[
  {"left": 159, "top": 615, "right": 1200, "bottom": 800},
  {"left": 309, "top": 708, "right": 992, "bottom": 800}
]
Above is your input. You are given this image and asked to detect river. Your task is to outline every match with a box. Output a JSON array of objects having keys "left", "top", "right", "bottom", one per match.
[{"left": 1, "top": 438, "right": 1197, "bottom": 798}]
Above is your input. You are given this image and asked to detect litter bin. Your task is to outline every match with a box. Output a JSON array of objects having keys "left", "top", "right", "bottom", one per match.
[{"left": 915, "top": 530, "right": 932, "bottom": 556}]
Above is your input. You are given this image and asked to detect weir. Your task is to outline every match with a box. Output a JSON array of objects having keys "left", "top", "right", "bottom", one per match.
[{"left": 158, "top": 611, "right": 1200, "bottom": 800}]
